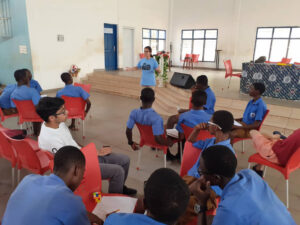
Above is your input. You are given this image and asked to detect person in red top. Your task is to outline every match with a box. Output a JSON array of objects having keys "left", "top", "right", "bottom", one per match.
[{"left": 250, "top": 129, "right": 300, "bottom": 176}]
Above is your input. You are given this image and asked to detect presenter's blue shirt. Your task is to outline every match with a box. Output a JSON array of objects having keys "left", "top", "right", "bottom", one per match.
[
  {"left": 30, "top": 79, "right": 43, "bottom": 93},
  {"left": 204, "top": 87, "right": 216, "bottom": 115},
  {"left": 10, "top": 85, "right": 41, "bottom": 107},
  {"left": 212, "top": 170, "right": 296, "bottom": 225},
  {"left": 2, "top": 174, "right": 90, "bottom": 225},
  {"left": 176, "top": 109, "right": 211, "bottom": 133},
  {"left": 127, "top": 108, "right": 164, "bottom": 136},
  {"left": 137, "top": 58, "right": 158, "bottom": 86},
  {"left": 56, "top": 84, "right": 90, "bottom": 100},
  {"left": 105, "top": 213, "right": 166, "bottom": 225},
  {"left": 0, "top": 84, "right": 16, "bottom": 109},
  {"left": 242, "top": 97, "right": 267, "bottom": 125}
]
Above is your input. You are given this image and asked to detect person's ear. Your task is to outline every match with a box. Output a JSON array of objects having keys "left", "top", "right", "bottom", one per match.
[{"left": 48, "top": 115, "right": 56, "bottom": 122}]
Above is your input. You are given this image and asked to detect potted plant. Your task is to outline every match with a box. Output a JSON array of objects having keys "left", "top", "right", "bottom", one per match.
[{"left": 155, "top": 52, "right": 169, "bottom": 87}]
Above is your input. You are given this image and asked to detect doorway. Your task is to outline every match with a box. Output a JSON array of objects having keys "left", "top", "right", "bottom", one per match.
[
  {"left": 122, "top": 27, "right": 134, "bottom": 68},
  {"left": 104, "top": 23, "right": 118, "bottom": 70}
]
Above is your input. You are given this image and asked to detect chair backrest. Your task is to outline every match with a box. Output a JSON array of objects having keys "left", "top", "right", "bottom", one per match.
[
  {"left": 12, "top": 99, "right": 42, "bottom": 124},
  {"left": 0, "top": 129, "right": 17, "bottom": 167},
  {"left": 185, "top": 53, "right": 192, "bottom": 58},
  {"left": 281, "top": 58, "right": 292, "bottom": 64},
  {"left": 286, "top": 147, "right": 300, "bottom": 176},
  {"left": 0, "top": 108, "right": 5, "bottom": 122},
  {"left": 181, "top": 124, "right": 214, "bottom": 141},
  {"left": 191, "top": 54, "right": 200, "bottom": 62},
  {"left": 74, "top": 143, "right": 101, "bottom": 212},
  {"left": 180, "top": 141, "right": 202, "bottom": 177},
  {"left": 61, "top": 96, "right": 86, "bottom": 120},
  {"left": 223, "top": 59, "right": 233, "bottom": 76},
  {"left": 258, "top": 109, "right": 270, "bottom": 131},
  {"left": 74, "top": 83, "right": 91, "bottom": 94},
  {"left": 136, "top": 123, "right": 168, "bottom": 150},
  {"left": 139, "top": 53, "right": 145, "bottom": 59}
]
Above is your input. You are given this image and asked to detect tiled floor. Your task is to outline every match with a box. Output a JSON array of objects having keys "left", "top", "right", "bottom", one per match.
[{"left": 0, "top": 89, "right": 299, "bottom": 223}]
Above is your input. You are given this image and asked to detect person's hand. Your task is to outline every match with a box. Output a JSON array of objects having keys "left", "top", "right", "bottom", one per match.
[
  {"left": 194, "top": 122, "right": 208, "bottom": 131},
  {"left": 131, "top": 142, "right": 139, "bottom": 151},
  {"left": 189, "top": 179, "right": 211, "bottom": 207},
  {"left": 87, "top": 212, "right": 103, "bottom": 225}
]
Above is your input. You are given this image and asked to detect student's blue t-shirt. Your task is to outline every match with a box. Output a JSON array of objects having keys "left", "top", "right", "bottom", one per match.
[
  {"left": 127, "top": 108, "right": 164, "bottom": 136},
  {"left": 176, "top": 109, "right": 211, "bottom": 133},
  {"left": 56, "top": 84, "right": 90, "bottom": 100},
  {"left": 242, "top": 97, "right": 267, "bottom": 125},
  {"left": 10, "top": 85, "right": 41, "bottom": 107},
  {"left": 2, "top": 174, "right": 90, "bottom": 225},
  {"left": 30, "top": 79, "right": 43, "bottom": 93},
  {"left": 0, "top": 84, "right": 17, "bottom": 109},
  {"left": 105, "top": 213, "right": 166, "bottom": 225},
  {"left": 212, "top": 170, "right": 296, "bottom": 225},
  {"left": 204, "top": 87, "right": 216, "bottom": 115},
  {"left": 137, "top": 58, "right": 158, "bottom": 86}
]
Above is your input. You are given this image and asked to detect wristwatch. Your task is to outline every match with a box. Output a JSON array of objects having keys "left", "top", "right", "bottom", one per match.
[{"left": 194, "top": 203, "right": 207, "bottom": 214}]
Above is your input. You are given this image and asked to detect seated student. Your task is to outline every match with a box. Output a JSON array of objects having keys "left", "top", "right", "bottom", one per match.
[
  {"left": 56, "top": 72, "right": 91, "bottom": 130},
  {"left": 190, "top": 145, "right": 296, "bottom": 225},
  {"left": 250, "top": 129, "right": 300, "bottom": 177},
  {"left": 231, "top": 82, "right": 267, "bottom": 140},
  {"left": 126, "top": 88, "right": 173, "bottom": 157},
  {"left": 36, "top": 97, "right": 136, "bottom": 195},
  {"left": 0, "top": 83, "right": 17, "bottom": 115},
  {"left": 104, "top": 168, "right": 190, "bottom": 225},
  {"left": 2, "top": 146, "right": 102, "bottom": 225},
  {"left": 24, "top": 68, "right": 43, "bottom": 94}
]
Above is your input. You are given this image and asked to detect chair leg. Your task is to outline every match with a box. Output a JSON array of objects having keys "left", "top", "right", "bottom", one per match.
[
  {"left": 17, "top": 169, "right": 20, "bottom": 183},
  {"left": 82, "top": 120, "right": 85, "bottom": 143},
  {"left": 242, "top": 140, "right": 245, "bottom": 153},
  {"left": 155, "top": 148, "right": 158, "bottom": 158},
  {"left": 136, "top": 150, "right": 142, "bottom": 170},
  {"left": 11, "top": 168, "right": 15, "bottom": 188},
  {"left": 227, "top": 76, "right": 232, "bottom": 89},
  {"left": 164, "top": 154, "right": 166, "bottom": 168},
  {"left": 263, "top": 166, "right": 267, "bottom": 178},
  {"left": 248, "top": 163, "right": 251, "bottom": 169},
  {"left": 180, "top": 143, "right": 183, "bottom": 163},
  {"left": 286, "top": 180, "right": 289, "bottom": 208},
  {"left": 20, "top": 124, "right": 23, "bottom": 130}
]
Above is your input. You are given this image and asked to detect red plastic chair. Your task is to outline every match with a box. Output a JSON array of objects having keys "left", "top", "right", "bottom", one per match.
[
  {"left": 5, "top": 136, "right": 52, "bottom": 182},
  {"left": 0, "top": 128, "right": 18, "bottom": 187},
  {"left": 183, "top": 54, "right": 193, "bottom": 69},
  {"left": 0, "top": 108, "right": 18, "bottom": 123},
  {"left": 191, "top": 54, "right": 200, "bottom": 69},
  {"left": 12, "top": 100, "right": 43, "bottom": 130},
  {"left": 139, "top": 53, "right": 145, "bottom": 59},
  {"left": 181, "top": 124, "right": 214, "bottom": 141},
  {"left": 135, "top": 123, "right": 168, "bottom": 169},
  {"left": 233, "top": 109, "right": 270, "bottom": 153},
  {"left": 224, "top": 60, "right": 241, "bottom": 88},
  {"left": 265, "top": 61, "right": 279, "bottom": 64},
  {"left": 74, "top": 83, "right": 91, "bottom": 94},
  {"left": 74, "top": 143, "right": 130, "bottom": 212},
  {"left": 248, "top": 147, "right": 300, "bottom": 208},
  {"left": 281, "top": 58, "right": 292, "bottom": 64},
  {"left": 62, "top": 96, "right": 86, "bottom": 141},
  {"left": 180, "top": 141, "right": 201, "bottom": 177}
]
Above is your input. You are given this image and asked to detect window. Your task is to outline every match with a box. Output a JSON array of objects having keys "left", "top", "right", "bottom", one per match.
[
  {"left": 254, "top": 27, "right": 300, "bottom": 62},
  {"left": 0, "top": 0, "right": 12, "bottom": 38},
  {"left": 142, "top": 28, "right": 166, "bottom": 55},
  {"left": 181, "top": 29, "right": 218, "bottom": 62}
]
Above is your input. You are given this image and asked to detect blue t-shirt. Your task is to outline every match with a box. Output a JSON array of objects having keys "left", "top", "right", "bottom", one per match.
[
  {"left": 127, "top": 108, "right": 164, "bottom": 136},
  {"left": 176, "top": 109, "right": 211, "bottom": 133},
  {"left": 0, "top": 84, "right": 17, "bottom": 109},
  {"left": 137, "top": 58, "right": 158, "bottom": 86},
  {"left": 105, "top": 213, "right": 166, "bottom": 225},
  {"left": 56, "top": 84, "right": 90, "bottom": 100},
  {"left": 188, "top": 138, "right": 234, "bottom": 178},
  {"left": 2, "top": 174, "right": 90, "bottom": 225},
  {"left": 212, "top": 170, "right": 296, "bottom": 225},
  {"left": 242, "top": 97, "right": 267, "bottom": 125},
  {"left": 10, "top": 85, "right": 41, "bottom": 107},
  {"left": 30, "top": 79, "right": 43, "bottom": 94},
  {"left": 204, "top": 87, "right": 216, "bottom": 115}
]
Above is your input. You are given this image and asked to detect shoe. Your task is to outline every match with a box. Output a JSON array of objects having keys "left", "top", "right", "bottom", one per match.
[
  {"left": 123, "top": 186, "right": 137, "bottom": 196},
  {"left": 174, "top": 153, "right": 181, "bottom": 160},
  {"left": 151, "top": 147, "right": 156, "bottom": 151},
  {"left": 252, "top": 165, "right": 263, "bottom": 177},
  {"left": 273, "top": 131, "right": 287, "bottom": 139},
  {"left": 166, "top": 151, "right": 176, "bottom": 161}
]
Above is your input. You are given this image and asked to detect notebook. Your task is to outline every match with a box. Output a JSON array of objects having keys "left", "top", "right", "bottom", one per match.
[{"left": 166, "top": 128, "right": 179, "bottom": 138}]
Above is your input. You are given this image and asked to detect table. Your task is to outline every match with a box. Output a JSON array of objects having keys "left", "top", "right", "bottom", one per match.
[{"left": 241, "top": 63, "right": 300, "bottom": 100}]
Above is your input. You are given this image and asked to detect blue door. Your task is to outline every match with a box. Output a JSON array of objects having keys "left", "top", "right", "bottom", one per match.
[{"left": 104, "top": 23, "right": 118, "bottom": 70}]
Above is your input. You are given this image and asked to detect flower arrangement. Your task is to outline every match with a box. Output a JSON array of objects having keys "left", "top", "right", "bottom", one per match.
[
  {"left": 155, "top": 51, "right": 169, "bottom": 84},
  {"left": 69, "top": 65, "right": 81, "bottom": 77}
]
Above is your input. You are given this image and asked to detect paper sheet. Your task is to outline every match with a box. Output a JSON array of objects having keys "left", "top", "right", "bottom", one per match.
[
  {"left": 166, "top": 128, "right": 179, "bottom": 138},
  {"left": 234, "top": 120, "right": 242, "bottom": 127},
  {"left": 92, "top": 196, "right": 137, "bottom": 221}
]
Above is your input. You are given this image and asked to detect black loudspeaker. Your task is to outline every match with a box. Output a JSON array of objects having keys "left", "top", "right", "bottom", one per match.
[{"left": 170, "top": 72, "right": 195, "bottom": 89}]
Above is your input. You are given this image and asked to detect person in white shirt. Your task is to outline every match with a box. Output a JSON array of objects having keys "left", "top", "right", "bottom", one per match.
[{"left": 36, "top": 97, "right": 137, "bottom": 195}]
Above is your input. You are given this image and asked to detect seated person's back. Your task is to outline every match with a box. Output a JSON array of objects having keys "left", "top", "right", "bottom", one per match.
[
  {"left": 24, "top": 68, "right": 43, "bottom": 94},
  {"left": 0, "top": 84, "right": 16, "bottom": 109},
  {"left": 2, "top": 146, "right": 94, "bottom": 225},
  {"left": 10, "top": 69, "right": 40, "bottom": 108},
  {"left": 104, "top": 168, "right": 190, "bottom": 225}
]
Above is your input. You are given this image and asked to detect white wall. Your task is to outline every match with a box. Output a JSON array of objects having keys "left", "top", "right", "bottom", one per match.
[
  {"left": 171, "top": 0, "right": 300, "bottom": 70},
  {"left": 25, "top": 0, "right": 170, "bottom": 90}
]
